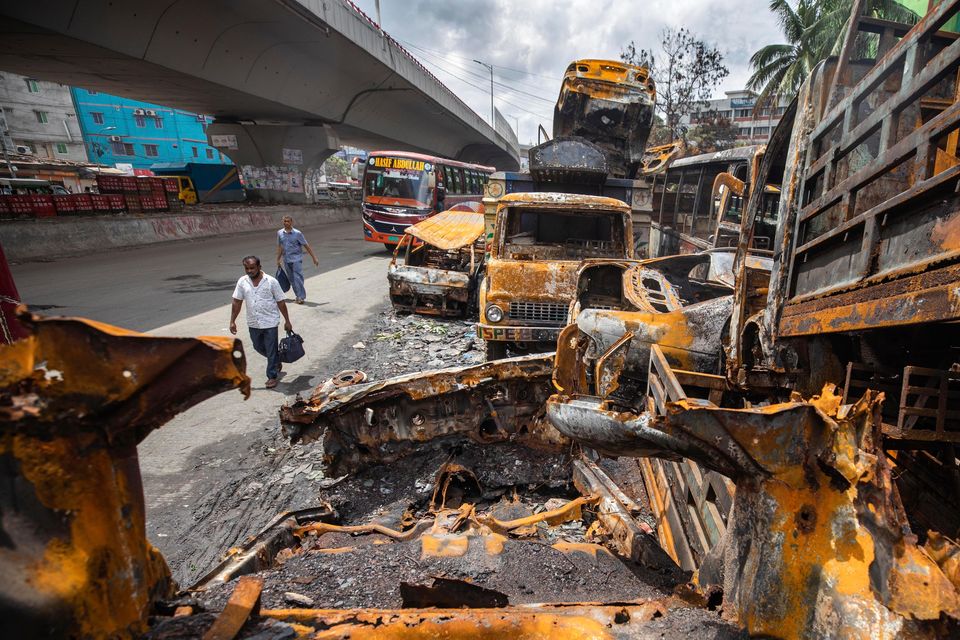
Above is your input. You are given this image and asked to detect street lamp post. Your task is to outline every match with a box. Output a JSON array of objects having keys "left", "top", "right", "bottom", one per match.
[{"left": 473, "top": 59, "right": 494, "bottom": 126}]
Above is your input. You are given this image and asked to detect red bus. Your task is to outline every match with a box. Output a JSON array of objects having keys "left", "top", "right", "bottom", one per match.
[{"left": 361, "top": 151, "right": 494, "bottom": 247}]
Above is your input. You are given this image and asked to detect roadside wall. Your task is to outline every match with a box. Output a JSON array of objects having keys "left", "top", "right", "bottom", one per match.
[{"left": 1, "top": 202, "right": 360, "bottom": 262}]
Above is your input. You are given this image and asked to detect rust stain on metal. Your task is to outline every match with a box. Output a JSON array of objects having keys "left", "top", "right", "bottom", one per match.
[
  {"left": 0, "top": 311, "right": 248, "bottom": 638},
  {"left": 405, "top": 210, "right": 486, "bottom": 250},
  {"left": 280, "top": 354, "right": 563, "bottom": 475},
  {"left": 202, "top": 575, "right": 263, "bottom": 640},
  {"left": 261, "top": 599, "right": 682, "bottom": 639}
]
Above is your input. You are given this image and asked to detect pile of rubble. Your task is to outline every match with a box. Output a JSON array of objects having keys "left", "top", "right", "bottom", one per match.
[{"left": 348, "top": 310, "right": 483, "bottom": 379}]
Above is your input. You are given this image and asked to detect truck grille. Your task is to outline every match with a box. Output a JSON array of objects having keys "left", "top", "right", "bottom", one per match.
[{"left": 508, "top": 301, "right": 568, "bottom": 326}]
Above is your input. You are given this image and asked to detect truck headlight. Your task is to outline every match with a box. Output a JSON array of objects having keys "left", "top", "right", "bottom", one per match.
[{"left": 486, "top": 304, "right": 504, "bottom": 323}]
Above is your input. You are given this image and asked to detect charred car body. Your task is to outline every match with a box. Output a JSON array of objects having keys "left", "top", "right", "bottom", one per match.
[
  {"left": 388, "top": 209, "right": 486, "bottom": 318},
  {"left": 552, "top": 250, "right": 772, "bottom": 411}
]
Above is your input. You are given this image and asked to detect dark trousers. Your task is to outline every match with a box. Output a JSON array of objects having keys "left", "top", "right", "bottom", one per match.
[{"left": 248, "top": 326, "right": 279, "bottom": 380}]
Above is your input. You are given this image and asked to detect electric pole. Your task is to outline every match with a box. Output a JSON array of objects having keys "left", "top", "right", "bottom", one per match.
[{"left": 473, "top": 59, "right": 494, "bottom": 126}]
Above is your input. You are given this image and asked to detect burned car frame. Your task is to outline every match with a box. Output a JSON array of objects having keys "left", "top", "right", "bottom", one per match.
[{"left": 387, "top": 209, "right": 486, "bottom": 318}]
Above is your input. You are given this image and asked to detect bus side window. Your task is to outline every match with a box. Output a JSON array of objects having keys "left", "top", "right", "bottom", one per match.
[
  {"left": 443, "top": 166, "right": 453, "bottom": 191},
  {"left": 677, "top": 168, "right": 700, "bottom": 235},
  {"left": 453, "top": 168, "right": 463, "bottom": 194},
  {"left": 692, "top": 165, "right": 725, "bottom": 238},
  {"left": 733, "top": 163, "right": 748, "bottom": 182},
  {"left": 659, "top": 169, "right": 680, "bottom": 227}
]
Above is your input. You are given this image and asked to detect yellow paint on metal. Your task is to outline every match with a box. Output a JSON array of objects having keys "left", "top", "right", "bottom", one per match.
[
  {"left": 0, "top": 312, "right": 249, "bottom": 638},
  {"left": 262, "top": 600, "right": 678, "bottom": 639},
  {"left": 405, "top": 210, "right": 485, "bottom": 250},
  {"left": 551, "top": 541, "right": 614, "bottom": 560},
  {"left": 420, "top": 534, "right": 470, "bottom": 558}
]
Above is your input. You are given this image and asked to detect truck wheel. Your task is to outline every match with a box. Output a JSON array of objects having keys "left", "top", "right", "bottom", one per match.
[{"left": 485, "top": 341, "right": 508, "bottom": 361}]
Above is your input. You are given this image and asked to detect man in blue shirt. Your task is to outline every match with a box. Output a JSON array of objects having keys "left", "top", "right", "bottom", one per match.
[{"left": 276, "top": 215, "right": 319, "bottom": 304}]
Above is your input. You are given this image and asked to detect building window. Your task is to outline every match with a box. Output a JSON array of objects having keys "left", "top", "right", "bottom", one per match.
[
  {"left": 153, "top": 117, "right": 163, "bottom": 129},
  {"left": 205, "top": 148, "right": 214, "bottom": 159},
  {"left": 55, "top": 142, "right": 68, "bottom": 154},
  {"left": 735, "top": 108, "right": 753, "bottom": 118},
  {"left": 753, "top": 127, "right": 770, "bottom": 136},
  {"left": 134, "top": 114, "right": 146, "bottom": 128},
  {"left": 25, "top": 79, "right": 39, "bottom": 93},
  {"left": 144, "top": 144, "right": 159, "bottom": 157},
  {"left": 35, "top": 111, "right": 48, "bottom": 124},
  {"left": 738, "top": 127, "right": 752, "bottom": 137},
  {"left": 111, "top": 141, "right": 135, "bottom": 155},
  {"left": 192, "top": 146, "right": 199, "bottom": 158},
  {"left": 91, "top": 112, "right": 104, "bottom": 125}
]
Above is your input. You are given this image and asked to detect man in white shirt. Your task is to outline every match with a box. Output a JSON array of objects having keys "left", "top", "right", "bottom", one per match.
[{"left": 230, "top": 255, "right": 293, "bottom": 389}]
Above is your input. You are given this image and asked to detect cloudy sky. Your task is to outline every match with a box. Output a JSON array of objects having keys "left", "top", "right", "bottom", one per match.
[{"left": 352, "top": 0, "right": 785, "bottom": 144}]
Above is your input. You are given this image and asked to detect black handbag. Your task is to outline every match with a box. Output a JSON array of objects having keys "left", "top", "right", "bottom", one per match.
[
  {"left": 278, "top": 331, "right": 305, "bottom": 363},
  {"left": 275, "top": 266, "right": 291, "bottom": 293}
]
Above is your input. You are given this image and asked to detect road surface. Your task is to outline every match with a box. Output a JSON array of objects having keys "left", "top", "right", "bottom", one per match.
[
  {"left": 11, "top": 220, "right": 395, "bottom": 579},
  {"left": 11, "top": 219, "right": 386, "bottom": 331}
]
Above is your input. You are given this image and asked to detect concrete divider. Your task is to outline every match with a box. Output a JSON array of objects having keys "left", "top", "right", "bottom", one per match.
[{"left": 1, "top": 202, "right": 360, "bottom": 262}]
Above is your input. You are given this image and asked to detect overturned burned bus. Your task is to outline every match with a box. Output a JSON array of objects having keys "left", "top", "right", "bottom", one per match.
[
  {"left": 553, "top": 59, "right": 656, "bottom": 179},
  {"left": 477, "top": 192, "right": 633, "bottom": 359},
  {"left": 388, "top": 208, "right": 486, "bottom": 318}
]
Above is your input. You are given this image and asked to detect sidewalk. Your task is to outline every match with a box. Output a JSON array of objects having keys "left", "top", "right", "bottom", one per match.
[{"left": 1, "top": 201, "right": 360, "bottom": 263}]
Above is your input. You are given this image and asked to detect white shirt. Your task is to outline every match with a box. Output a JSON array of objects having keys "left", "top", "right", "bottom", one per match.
[{"left": 232, "top": 273, "right": 285, "bottom": 329}]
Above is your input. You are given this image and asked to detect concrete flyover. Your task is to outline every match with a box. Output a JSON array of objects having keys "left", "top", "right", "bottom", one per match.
[{"left": 0, "top": 0, "right": 520, "bottom": 174}]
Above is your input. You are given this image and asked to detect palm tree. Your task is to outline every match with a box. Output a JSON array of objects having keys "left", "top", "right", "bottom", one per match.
[{"left": 748, "top": 0, "right": 918, "bottom": 107}]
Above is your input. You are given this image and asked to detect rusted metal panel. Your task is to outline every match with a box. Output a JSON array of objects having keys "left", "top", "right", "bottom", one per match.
[
  {"left": 259, "top": 599, "right": 694, "bottom": 639},
  {"left": 0, "top": 311, "right": 249, "bottom": 638},
  {"left": 405, "top": 210, "right": 485, "bottom": 250},
  {"left": 280, "top": 354, "right": 563, "bottom": 475}
]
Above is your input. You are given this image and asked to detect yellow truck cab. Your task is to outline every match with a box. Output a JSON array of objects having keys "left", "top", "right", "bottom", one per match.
[
  {"left": 170, "top": 175, "right": 198, "bottom": 205},
  {"left": 478, "top": 192, "right": 633, "bottom": 359}
]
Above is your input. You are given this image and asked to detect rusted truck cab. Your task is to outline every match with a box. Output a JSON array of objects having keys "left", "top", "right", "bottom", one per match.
[
  {"left": 387, "top": 209, "right": 485, "bottom": 318},
  {"left": 478, "top": 192, "right": 633, "bottom": 359}
]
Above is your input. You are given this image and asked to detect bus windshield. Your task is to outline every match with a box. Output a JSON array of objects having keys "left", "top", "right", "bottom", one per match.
[{"left": 363, "top": 158, "right": 433, "bottom": 208}]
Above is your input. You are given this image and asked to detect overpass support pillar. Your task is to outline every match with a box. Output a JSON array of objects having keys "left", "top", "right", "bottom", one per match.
[{"left": 207, "top": 122, "right": 340, "bottom": 204}]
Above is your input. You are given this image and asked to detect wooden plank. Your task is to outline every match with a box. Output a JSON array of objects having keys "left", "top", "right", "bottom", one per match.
[{"left": 203, "top": 576, "right": 263, "bottom": 640}]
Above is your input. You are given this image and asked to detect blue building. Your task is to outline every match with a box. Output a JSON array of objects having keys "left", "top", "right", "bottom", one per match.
[{"left": 70, "top": 88, "right": 233, "bottom": 170}]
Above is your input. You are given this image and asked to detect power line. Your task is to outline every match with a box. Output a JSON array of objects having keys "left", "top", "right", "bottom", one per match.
[
  {"left": 397, "top": 38, "right": 561, "bottom": 81},
  {"left": 402, "top": 41, "right": 558, "bottom": 100},
  {"left": 404, "top": 44, "right": 556, "bottom": 107},
  {"left": 410, "top": 55, "right": 551, "bottom": 120}
]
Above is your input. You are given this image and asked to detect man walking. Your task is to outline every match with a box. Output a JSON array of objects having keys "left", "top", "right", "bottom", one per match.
[
  {"left": 277, "top": 215, "right": 319, "bottom": 304},
  {"left": 230, "top": 255, "right": 293, "bottom": 389}
]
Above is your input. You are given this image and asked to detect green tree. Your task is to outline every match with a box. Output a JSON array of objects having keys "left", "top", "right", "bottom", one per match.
[
  {"left": 622, "top": 28, "right": 729, "bottom": 141},
  {"left": 687, "top": 110, "right": 739, "bottom": 153},
  {"left": 747, "top": 0, "right": 917, "bottom": 107},
  {"left": 323, "top": 155, "right": 350, "bottom": 182}
]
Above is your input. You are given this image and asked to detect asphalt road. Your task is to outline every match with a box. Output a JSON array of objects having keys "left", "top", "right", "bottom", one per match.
[
  {"left": 11, "top": 219, "right": 396, "bottom": 571},
  {"left": 10, "top": 219, "right": 387, "bottom": 331}
]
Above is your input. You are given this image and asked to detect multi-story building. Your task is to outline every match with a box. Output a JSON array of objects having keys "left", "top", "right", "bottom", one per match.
[
  {"left": 70, "top": 88, "right": 232, "bottom": 170},
  {"left": 0, "top": 71, "right": 87, "bottom": 162},
  {"left": 682, "top": 89, "right": 791, "bottom": 144}
]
